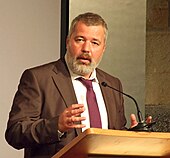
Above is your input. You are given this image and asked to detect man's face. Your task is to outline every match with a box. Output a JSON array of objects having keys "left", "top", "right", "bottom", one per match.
[{"left": 66, "top": 21, "right": 106, "bottom": 77}]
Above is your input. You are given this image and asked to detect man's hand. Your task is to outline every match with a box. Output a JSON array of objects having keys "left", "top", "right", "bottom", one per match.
[
  {"left": 130, "top": 114, "right": 152, "bottom": 128},
  {"left": 58, "top": 104, "right": 86, "bottom": 132}
]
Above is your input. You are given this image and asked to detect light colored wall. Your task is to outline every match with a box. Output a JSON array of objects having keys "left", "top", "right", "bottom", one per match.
[
  {"left": 70, "top": 0, "right": 146, "bottom": 127},
  {"left": 0, "top": 0, "right": 61, "bottom": 157}
]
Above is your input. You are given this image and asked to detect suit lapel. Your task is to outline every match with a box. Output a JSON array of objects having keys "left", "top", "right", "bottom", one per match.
[
  {"left": 52, "top": 59, "right": 77, "bottom": 107},
  {"left": 51, "top": 59, "right": 82, "bottom": 135},
  {"left": 96, "top": 70, "right": 117, "bottom": 129}
]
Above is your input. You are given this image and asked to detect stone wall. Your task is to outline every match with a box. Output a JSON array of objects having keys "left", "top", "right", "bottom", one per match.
[{"left": 146, "top": 0, "right": 170, "bottom": 132}]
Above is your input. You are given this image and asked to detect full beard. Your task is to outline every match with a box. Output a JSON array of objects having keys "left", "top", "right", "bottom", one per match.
[{"left": 66, "top": 52, "right": 100, "bottom": 76}]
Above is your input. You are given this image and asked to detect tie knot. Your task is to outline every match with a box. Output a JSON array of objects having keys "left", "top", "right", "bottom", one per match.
[{"left": 78, "top": 78, "right": 93, "bottom": 89}]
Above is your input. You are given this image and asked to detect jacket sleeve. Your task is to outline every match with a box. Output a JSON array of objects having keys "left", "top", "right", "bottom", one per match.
[{"left": 5, "top": 69, "right": 61, "bottom": 150}]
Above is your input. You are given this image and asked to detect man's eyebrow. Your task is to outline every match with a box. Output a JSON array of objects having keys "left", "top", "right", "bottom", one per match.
[
  {"left": 74, "top": 36, "right": 101, "bottom": 43},
  {"left": 74, "top": 35, "right": 84, "bottom": 38},
  {"left": 92, "top": 38, "right": 101, "bottom": 43}
]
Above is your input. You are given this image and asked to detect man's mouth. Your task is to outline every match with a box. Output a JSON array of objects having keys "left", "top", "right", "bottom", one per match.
[{"left": 77, "top": 54, "right": 91, "bottom": 64}]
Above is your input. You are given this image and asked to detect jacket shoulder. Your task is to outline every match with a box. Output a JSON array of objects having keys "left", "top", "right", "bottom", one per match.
[{"left": 96, "top": 68, "right": 120, "bottom": 82}]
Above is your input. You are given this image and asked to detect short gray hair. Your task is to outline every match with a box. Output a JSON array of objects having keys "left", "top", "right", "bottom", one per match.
[{"left": 68, "top": 12, "right": 108, "bottom": 42}]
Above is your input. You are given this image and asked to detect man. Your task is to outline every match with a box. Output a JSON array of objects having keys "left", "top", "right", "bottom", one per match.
[{"left": 5, "top": 12, "right": 151, "bottom": 158}]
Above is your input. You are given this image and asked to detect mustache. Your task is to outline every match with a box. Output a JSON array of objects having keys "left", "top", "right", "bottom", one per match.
[{"left": 77, "top": 53, "right": 91, "bottom": 61}]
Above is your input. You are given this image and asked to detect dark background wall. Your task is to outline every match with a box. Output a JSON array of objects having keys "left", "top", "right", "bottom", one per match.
[{"left": 146, "top": 0, "right": 170, "bottom": 132}]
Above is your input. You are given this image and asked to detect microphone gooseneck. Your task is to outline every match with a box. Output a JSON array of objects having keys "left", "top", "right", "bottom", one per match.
[
  {"left": 101, "top": 82, "right": 143, "bottom": 122},
  {"left": 101, "top": 81, "right": 155, "bottom": 131}
]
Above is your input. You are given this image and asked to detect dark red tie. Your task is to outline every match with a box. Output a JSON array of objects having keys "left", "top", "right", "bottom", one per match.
[{"left": 78, "top": 78, "right": 102, "bottom": 128}]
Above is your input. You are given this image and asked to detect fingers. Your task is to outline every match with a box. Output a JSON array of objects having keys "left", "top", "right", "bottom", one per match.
[
  {"left": 146, "top": 116, "right": 152, "bottom": 124},
  {"left": 130, "top": 114, "right": 138, "bottom": 128},
  {"left": 66, "top": 104, "right": 85, "bottom": 117},
  {"left": 130, "top": 114, "right": 153, "bottom": 129},
  {"left": 66, "top": 114, "right": 86, "bottom": 126},
  {"left": 66, "top": 116, "right": 86, "bottom": 128},
  {"left": 58, "top": 104, "right": 86, "bottom": 132}
]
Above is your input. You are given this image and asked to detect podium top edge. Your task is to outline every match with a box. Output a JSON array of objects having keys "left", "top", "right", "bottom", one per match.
[{"left": 84, "top": 128, "right": 170, "bottom": 139}]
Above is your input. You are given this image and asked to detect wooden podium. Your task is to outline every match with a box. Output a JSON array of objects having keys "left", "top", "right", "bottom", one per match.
[{"left": 52, "top": 128, "right": 170, "bottom": 158}]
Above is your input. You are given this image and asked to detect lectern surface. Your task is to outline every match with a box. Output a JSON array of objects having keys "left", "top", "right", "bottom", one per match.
[{"left": 52, "top": 128, "right": 170, "bottom": 158}]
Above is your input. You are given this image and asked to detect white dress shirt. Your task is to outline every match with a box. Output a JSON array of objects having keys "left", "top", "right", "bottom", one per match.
[{"left": 65, "top": 57, "right": 108, "bottom": 132}]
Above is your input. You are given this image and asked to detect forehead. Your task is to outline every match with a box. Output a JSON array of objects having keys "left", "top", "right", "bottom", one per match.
[
  {"left": 74, "top": 22, "right": 104, "bottom": 34},
  {"left": 72, "top": 22, "right": 105, "bottom": 39}
]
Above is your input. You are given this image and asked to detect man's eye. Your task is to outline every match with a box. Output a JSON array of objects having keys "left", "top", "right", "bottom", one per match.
[
  {"left": 92, "top": 41, "right": 99, "bottom": 46},
  {"left": 75, "top": 38, "right": 84, "bottom": 42}
]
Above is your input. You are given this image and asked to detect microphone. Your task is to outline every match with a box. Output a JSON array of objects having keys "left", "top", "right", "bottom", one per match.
[{"left": 101, "top": 82, "right": 156, "bottom": 131}]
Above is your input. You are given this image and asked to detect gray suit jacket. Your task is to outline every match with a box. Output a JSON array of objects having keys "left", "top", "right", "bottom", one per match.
[{"left": 5, "top": 58, "right": 126, "bottom": 158}]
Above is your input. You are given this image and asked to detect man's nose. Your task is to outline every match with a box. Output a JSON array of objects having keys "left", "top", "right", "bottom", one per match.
[{"left": 81, "top": 41, "right": 91, "bottom": 53}]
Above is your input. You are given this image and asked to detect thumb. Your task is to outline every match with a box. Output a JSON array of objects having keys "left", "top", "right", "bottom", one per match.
[{"left": 130, "top": 114, "right": 138, "bottom": 128}]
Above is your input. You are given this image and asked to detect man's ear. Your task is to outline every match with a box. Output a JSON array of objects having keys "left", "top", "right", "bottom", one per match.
[
  {"left": 103, "top": 44, "right": 106, "bottom": 53},
  {"left": 66, "top": 36, "right": 69, "bottom": 49}
]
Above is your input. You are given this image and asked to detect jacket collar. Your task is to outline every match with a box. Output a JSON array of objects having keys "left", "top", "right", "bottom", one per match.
[
  {"left": 52, "top": 58, "right": 82, "bottom": 135},
  {"left": 96, "top": 69, "right": 117, "bottom": 129}
]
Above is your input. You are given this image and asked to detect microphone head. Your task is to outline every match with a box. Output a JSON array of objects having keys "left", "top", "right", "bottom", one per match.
[{"left": 101, "top": 82, "right": 107, "bottom": 87}]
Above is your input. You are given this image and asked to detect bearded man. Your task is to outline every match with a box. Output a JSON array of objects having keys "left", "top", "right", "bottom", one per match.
[{"left": 5, "top": 12, "right": 147, "bottom": 158}]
